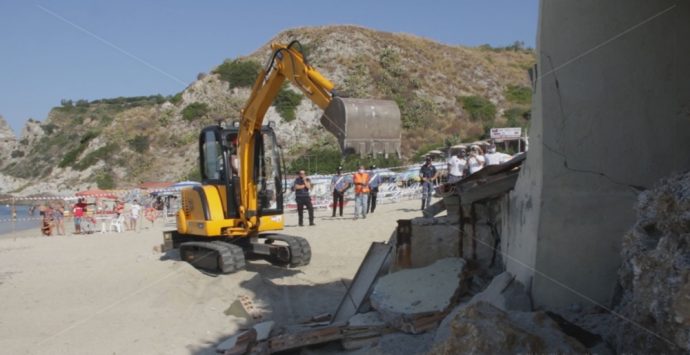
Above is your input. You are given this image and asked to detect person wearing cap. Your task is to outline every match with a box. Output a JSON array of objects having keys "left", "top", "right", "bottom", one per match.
[
  {"left": 367, "top": 165, "right": 381, "bottom": 214},
  {"left": 352, "top": 165, "right": 370, "bottom": 220},
  {"left": 330, "top": 166, "right": 350, "bottom": 217},
  {"left": 419, "top": 157, "right": 438, "bottom": 210}
]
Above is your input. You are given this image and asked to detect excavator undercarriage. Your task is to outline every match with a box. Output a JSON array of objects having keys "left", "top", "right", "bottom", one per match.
[{"left": 172, "top": 232, "right": 311, "bottom": 274}]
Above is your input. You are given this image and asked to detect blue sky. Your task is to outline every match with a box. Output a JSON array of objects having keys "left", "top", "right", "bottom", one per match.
[{"left": 0, "top": 0, "right": 538, "bottom": 135}]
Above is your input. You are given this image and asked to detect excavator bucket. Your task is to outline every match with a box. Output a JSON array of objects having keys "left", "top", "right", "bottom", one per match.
[{"left": 320, "top": 97, "right": 401, "bottom": 157}]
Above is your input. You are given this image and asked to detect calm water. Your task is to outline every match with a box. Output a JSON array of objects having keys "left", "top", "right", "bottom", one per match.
[{"left": 0, "top": 205, "right": 40, "bottom": 235}]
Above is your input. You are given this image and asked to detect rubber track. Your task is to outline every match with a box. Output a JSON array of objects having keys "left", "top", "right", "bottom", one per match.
[
  {"left": 179, "top": 241, "right": 246, "bottom": 274},
  {"left": 267, "top": 235, "right": 312, "bottom": 268}
]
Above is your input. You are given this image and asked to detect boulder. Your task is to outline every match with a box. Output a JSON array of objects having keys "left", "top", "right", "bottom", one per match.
[{"left": 430, "top": 301, "right": 587, "bottom": 354}]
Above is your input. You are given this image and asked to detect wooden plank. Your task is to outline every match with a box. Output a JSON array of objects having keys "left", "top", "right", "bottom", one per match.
[
  {"left": 267, "top": 325, "right": 344, "bottom": 353},
  {"left": 332, "top": 242, "right": 393, "bottom": 323}
]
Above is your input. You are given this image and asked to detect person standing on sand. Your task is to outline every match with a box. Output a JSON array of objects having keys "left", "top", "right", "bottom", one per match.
[
  {"left": 130, "top": 200, "right": 142, "bottom": 232},
  {"left": 293, "top": 170, "right": 315, "bottom": 226},
  {"left": 352, "top": 165, "right": 370, "bottom": 220},
  {"left": 52, "top": 202, "right": 65, "bottom": 235},
  {"left": 330, "top": 166, "right": 350, "bottom": 218},
  {"left": 72, "top": 198, "right": 87, "bottom": 235}
]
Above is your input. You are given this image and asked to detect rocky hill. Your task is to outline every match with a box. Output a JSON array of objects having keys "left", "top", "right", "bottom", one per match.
[{"left": 0, "top": 25, "right": 534, "bottom": 195}]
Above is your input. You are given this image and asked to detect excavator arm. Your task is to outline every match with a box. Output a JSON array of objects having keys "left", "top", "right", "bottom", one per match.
[{"left": 237, "top": 41, "right": 401, "bottom": 232}]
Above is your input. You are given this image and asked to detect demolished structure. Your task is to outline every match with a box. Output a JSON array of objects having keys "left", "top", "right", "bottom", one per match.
[{"left": 213, "top": 0, "right": 690, "bottom": 353}]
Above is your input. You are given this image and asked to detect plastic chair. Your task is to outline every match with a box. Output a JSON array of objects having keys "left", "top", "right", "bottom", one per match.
[{"left": 109, "top": 215, "right": 125, "bottom": 233}]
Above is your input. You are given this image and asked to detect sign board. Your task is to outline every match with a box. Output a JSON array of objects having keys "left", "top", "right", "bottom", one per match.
[{"left": 490, "top": 127, "right": 522, "bottom": 140}]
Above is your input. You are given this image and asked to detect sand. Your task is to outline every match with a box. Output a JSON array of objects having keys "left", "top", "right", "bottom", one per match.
[{"left": 0, "top": 197, "right": 424, "bottom": 354}]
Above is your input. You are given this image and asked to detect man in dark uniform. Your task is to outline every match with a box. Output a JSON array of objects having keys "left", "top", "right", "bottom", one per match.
[
  {"left": 419, "top": 157, "right": 437, "bottom": 210},
  {"left": 367, "top": 165, "right": 381, "bottom": 214},
  {"left": 293, "top": 170, "right": 315, "bottom": 226},
  {"left": 330, "top": 166, "right": 349, "bottom": 217}
]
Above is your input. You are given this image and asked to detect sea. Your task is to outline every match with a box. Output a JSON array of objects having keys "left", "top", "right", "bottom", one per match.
[{"left": 0, "top": 205, "right": 38, "bottom": 235}]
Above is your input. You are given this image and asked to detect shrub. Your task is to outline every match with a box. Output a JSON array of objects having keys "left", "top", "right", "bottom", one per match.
[
  {"left": 214, "top": 59, "right": 261, "bottom": 89},
  {"left": 128, "top": 135, "right": 150, "bottom": 153},
  {"left": 96, "top": 172, "right": 115, "bottom": 189},
  {"left": 289, "top": 146, "right": 401, "bottom": 175},
  {"left": 181, "top": 102, "right": 209, "bottom": 122},
  {"left": 503, "top": 107, "right": 531, "bottom": 128},
  {"left": 59, "top": 148, "right": 82, "bottom": 168},
  {"left": 169, "top": 92, "right": 183, "bottom": 104},
  {"left": 58, "top": 131, "right": 98, "bottom": 168},
  {"left": 458, "top": 96, "right": 496, "bottom": 123},
  {"left": 74, "top": 143, "right": 119, "bottom": 171},
  {"left": 274, "top": 85, "right": 302, "bottom": 122},
  {"left": 10, "top": 150, "right": 24, "bottom": 158},
  {"left": 505, "top": 85, "right": 532, "bottom": 105}
]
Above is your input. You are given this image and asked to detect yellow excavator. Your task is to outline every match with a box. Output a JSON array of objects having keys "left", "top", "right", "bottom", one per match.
[{"left": 164, "top": 41, "right": 401, "bottom": 273}]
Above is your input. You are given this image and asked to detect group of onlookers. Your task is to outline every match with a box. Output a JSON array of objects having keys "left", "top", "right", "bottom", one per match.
[
  {"left": 291, "top": 142, "right": 515, "bottom": 221},
  {"left": 445, "top": 142, "right": 513, "bottom": 183},
  {"left": 292, "top": 165, "right": 383, "bottom": 225},
  {"left": 36, "top": 198, "right": 146, "bottom": 236}
]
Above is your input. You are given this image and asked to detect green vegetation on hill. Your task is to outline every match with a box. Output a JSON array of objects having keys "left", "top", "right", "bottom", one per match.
[
  {"left": 214, "top": 59, "right": 261, "bottom": 89},
  {"left": 182, "top": 102, "right": 210, "bottom": 122},
  {"left": 274, "top": 84, "right": 302, "bottom": 122},
  {"left": 1, "top": 25, "right": 535, "bottom": 190},
  {"left": 288, "top": 146, "right": 401, "bottom": 175}
]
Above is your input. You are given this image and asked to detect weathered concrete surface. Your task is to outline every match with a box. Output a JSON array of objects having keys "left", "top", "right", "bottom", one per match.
[
  {"left": 434, "top": 271, "right": 532, "bottom": 345},
  {"left": 613, "top": 172, "right": 690, "bottom": 353},
  {"left": 370, "top": 258, "right": 465, "bottom": 333},
  {"left": 429, "top": 301, "right": 587, "bottom": 354},
  {"left": 403, "top": 209, "right": 499, "bottom": 269},
  {"left": 503, "top": 0, "right": 690, "bottom": 308}
]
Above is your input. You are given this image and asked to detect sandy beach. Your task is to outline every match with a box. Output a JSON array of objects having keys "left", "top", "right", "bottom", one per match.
[{"left": 0, "top": 197, "right": 424, "bottom": 354}]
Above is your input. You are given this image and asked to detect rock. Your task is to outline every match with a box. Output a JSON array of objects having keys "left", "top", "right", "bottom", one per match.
[
  {"left": 0, "top": 115, "right": 17, "bottom": 168},
  {"left": 429, "top": 301, "right": 588, "bottom": 354},
  {"left": 434, "top": 271, "right": 531, "bottom": 344},
  {"left": 614, "top": 171, "right": 690, "bottom": 353},
  {"left": 370, "top": 258, "right": 465, "bottom": 334}
]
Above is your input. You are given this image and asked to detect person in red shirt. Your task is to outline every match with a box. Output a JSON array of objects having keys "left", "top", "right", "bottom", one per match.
[{"left": 73, "top": 198, "right": 87, "bottom": 234}]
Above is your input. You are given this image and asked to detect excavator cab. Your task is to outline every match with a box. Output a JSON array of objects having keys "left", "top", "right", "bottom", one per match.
[{"left": 197, "top": 124, "right": 284, "bottom": 226}]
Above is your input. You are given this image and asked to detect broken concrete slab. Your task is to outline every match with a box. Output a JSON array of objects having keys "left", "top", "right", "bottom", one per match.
[
  {"left": 333, "top": 242, "right": 393, "bottom": 323},
  {"left": 370, "top": 258, "right": 465, "bottom": 334}
]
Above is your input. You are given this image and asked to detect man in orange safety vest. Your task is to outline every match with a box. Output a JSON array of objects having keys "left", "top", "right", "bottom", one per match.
[{"left": 352, "top": 165, "right": 370, "bottom": 220}]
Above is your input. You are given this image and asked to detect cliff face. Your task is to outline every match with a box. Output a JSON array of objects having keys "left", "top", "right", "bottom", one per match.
[
  {"left": 0, "top": 115, "right": 17, "bottom": 168},
  {"left": 0, "top": 26, "right": 534, "bottom": 195}
]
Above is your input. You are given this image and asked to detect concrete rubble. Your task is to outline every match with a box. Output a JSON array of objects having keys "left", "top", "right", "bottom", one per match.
[
  {"left": 369, "top": 258, "right": 466, "bottom": 334},
  {"left": 613, "top": 171, "right": 690, "bottom": 353},
  {"left": 429, "top": 301, "right": 588, "bottom": 354}
]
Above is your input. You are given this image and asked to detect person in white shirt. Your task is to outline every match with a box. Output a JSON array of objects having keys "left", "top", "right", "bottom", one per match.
[
  {"left": 466, "top": 145, "right": 485, "bottom": 175},
  {"left": 484, "top": 143, "right": 513, "bottom": 166},
  {"left": 446, "top": 149, "right": 467, "bottom": 183},
  {"left": 130, "top": 200, "right": 142, "bottom": 232}
]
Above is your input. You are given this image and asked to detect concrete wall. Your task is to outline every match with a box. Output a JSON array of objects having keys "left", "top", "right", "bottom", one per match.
[{"left": 503, "top": 0, "right": 690, "bottom": 308}]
